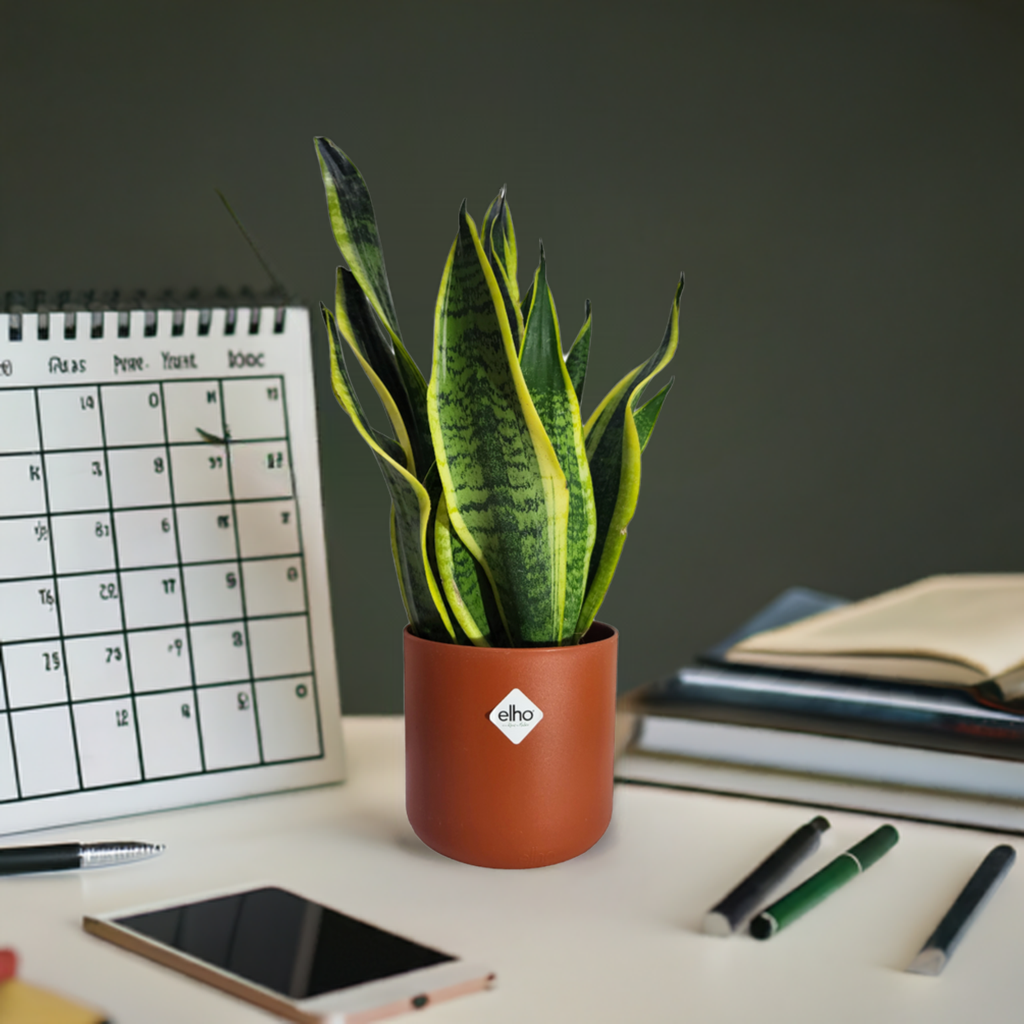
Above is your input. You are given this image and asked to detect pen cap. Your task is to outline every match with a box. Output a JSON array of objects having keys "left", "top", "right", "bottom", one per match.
[{"left": 847, "top": 825, "right": 899, "bottom": 871}]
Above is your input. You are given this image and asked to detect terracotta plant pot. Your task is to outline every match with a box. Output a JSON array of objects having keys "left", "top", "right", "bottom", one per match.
[{"left": 404, "top": 623, "right": 618, "bottom": 869}]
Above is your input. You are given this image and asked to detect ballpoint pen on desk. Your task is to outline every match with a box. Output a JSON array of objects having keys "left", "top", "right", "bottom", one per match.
[{"left": 0, "top": 842, "right": 164, "bottom": 876}]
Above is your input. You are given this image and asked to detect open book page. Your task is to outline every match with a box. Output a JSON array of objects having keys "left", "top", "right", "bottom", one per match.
[{"left": 726, "top": 575, "right": 1024, "bottom": 692}]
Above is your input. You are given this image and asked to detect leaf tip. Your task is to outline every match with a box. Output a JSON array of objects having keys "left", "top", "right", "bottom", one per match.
[{"left": 457, "top": 201, "right": 478, "bottom": 248}]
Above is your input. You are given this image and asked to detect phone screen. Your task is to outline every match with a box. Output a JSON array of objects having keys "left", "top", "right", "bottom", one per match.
[{"left": 113, "top": 887, "right": 456, "bottom": 1000}]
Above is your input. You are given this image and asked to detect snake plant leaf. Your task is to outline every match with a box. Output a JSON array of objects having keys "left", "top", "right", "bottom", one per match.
[
  {"left": 322, "top": 304, "right": 454, "bottom": 643},
  {"left": 565, "top": 299, "right": 592, "bottom": 406},
  {"left": 315, "top": 137, "right": 402, "bottom": 338},
  {"left": 634, "top": 377, "right": 674, "bottom": 452},
  {"left": 315, "top": 137, "right": 432, "bottom": 475},
  {"left": 491, "top": 252, "right": 525, "bottom": 346},
  {"left": 372, "top": 429, "right": 407, "bottom": 466},
  {"left": 481, "top": 188, "right": 524, "bottom": 345},
  {"left": 576, "top": 275, "right": 684, "bottom": 636},
  {"left": 435, "top": 499, "right": 510, "bottom": 647},
  {"left": 333, "top": 268, "right": 413, "bottom": 467},
  {"left": 519, "top": 248, "right": 596, "bottom": 643},
  {"left": 481, "top": 186, "right": 519, "bottom": 307},
  {"left": 334, "top": 268, "right": 433, "bottom": 477},
  {"left": 421, "top": 463, "right": 471, "bottom": 645},
  {"left": 520, "top": 277, "right": 534, "bottom": 324},
  {"left": 428, "top": 205, "right": 570, "bottom": 646}
]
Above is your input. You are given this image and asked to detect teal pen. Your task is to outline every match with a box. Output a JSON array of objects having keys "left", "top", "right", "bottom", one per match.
[{"left": 750, "top": 824, "right": 899, "bottom": 939}]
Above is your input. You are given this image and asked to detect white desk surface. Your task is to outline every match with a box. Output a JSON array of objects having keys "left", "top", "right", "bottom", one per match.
[{"left": 2, "top": 715, "right": 1022, "bottom": 1023}]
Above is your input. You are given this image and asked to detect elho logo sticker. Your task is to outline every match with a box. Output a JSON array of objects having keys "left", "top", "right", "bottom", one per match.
[{"left": 489, "top": 688, "right": 543, "bottom": 744}]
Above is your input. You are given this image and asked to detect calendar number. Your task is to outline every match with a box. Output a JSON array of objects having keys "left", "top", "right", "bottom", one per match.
[
  {"left": 153, "top": 456, "right": 165, "bottom": 474},
  {"left": 209, "top": 455, "right": 223, "bottom": 470},
  {"left": 80, "top": 394, "right": 95, "bottom": 411},
  {"left": 237, "top": 692, "right": 250, "bottom": 711},
  {"left": 296, "top": 683, "right": 308, "bottom": 698},
  {"left": 232, "top": 630, "right": 244, "bottom": 647},
  {"left": 181, "top": 703, "right": 191, "bottom": 718},
  {"left": 95, "top": 520, "right": 110, "bottom": 538},
  {"left": 91, "top": 460, "right": 103, "bottom": 477},
  {"left": 115, "top": 709, "right": 130, "bottom": 727},
  {"left": 43, "top": 650, "right": 62, "bottom": 671},
  {"left": 267, "top": 386, "right": 279, "bottom": 401},
  {"left": 161, "top": 517, "right": 171, "bottom": 533},
  {"left": 168, "top": 638, "right": 184, "bottom": 656},
  {"left": 266, "top": 452, "right": 284, "bottom": 470},
  {"left": 99, "top": 582, "right": 119, "bottom": 601},
  {"left": 38, "top": 587, "right": 55, "bottom": 607},
  {"left": 106, "top": 646, "right": 123, "bottom": 663}
]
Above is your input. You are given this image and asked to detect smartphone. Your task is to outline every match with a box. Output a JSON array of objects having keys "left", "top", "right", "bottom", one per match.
[{"left": 83, "top": 886, "right": 495, "bottom": 1023}]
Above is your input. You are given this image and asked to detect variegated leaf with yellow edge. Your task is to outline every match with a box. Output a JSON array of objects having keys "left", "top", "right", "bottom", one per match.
[
  {"left": 576, "top": 276, "right": 684, "bottom": 637},
  {"left": 321, "top": 303, "right": 454, "bottom": 642},
  {"left": 428, "top": 205, "right": 569, "bottom": 646}
]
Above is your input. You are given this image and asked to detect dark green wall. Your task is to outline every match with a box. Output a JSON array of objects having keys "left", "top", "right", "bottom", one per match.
[{"left": 3, "top": 1, "right": 1023, "bottom": 712}]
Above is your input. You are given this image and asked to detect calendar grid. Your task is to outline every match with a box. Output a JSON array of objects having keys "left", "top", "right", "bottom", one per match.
[
  {"left": 5, "top": 671, "right": 314, "bottom": 714},
  {"left": 279, "top": 375, "right": 326, "bottom": 758},
  {"left": 32, "top": 384, "right": 86, "bottom": 792},
  {"left": 0, "top": 434, "right": 297, "bottom": 455},
  {"left": 0, "top": 610, "right": 307, "bottom": 645},
  {"left": 95, "top": 384, "right": 147, "bottom": 786},
  {"left": 0, "top": 640, "right": 22, "bottom": 799},
  {"left": 159, "top": 378, "right": 208, "bottom": 774},
  {"left": 218, "top": 377, "right": 265, "bottom": 766},
  {"left": 0, "top": 306, "right": 344, "bottom": 831},
  {"left": 0, "top": 553, "right": 316, "bottom": 587},
  {"left": 0, "top": 373, "right": 327, "bottom": 804}
]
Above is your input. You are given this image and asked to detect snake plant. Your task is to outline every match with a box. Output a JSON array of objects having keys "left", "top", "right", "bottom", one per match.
[{"left": 315, "top": 137, "right": 682, "bottom": 647}]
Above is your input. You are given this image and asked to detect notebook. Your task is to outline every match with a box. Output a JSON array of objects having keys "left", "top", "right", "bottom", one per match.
[
  {"left": 0, "top": 294, "right": 344, "bottom": 834},
  {"left": 725, "top": 575, "right": 1024, "bottom": 700},
  {"left": 616, "top": 586, "right": 1024, "bottom": 833}
]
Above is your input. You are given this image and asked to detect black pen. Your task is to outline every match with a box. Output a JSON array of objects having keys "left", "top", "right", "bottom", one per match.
[
  {"left": 703, "top": 816, "right": 830, "bottom": 935},
  {"left": 0, "top": 842, "right": 164, "bottom": 876},
  {"left": 907, "top": 844, "right": 1016, "bottom": 976}
]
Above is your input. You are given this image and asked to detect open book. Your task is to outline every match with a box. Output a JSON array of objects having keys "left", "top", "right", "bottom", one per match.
[{"left": 725, "top": 575, "right": 1024, "bottom": 702}]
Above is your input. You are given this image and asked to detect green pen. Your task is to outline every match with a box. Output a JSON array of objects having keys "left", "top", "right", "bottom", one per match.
[{"left": 750, "top": 824, "right": 899, "bottom": 940}]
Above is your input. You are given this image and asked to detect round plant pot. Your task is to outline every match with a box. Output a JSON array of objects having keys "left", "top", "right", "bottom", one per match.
[{"left": 403, "top": 623, "right": 618, "bottom": 869}]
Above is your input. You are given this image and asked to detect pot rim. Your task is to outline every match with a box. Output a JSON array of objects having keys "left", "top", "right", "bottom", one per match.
[{"left": 403, "top": 621, "right": 617, "bottom": 655}]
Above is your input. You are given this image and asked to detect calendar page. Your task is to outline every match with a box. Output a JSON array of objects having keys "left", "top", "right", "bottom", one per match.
[{"left": 0, "top": 303, "right": 344, "bottom": 835}]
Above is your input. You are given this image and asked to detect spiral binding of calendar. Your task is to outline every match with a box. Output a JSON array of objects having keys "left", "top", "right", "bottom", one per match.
[{"left": 2, "top": 289, "right": 290, "bottom": 343}]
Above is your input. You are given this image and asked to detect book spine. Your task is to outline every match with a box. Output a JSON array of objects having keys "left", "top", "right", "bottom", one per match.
[
  {"left": 639, "top": 667, "right": 1024, "bottom": 762},
  {"left": 634, "top": 716, "right": 1024, "bottom": 800}
]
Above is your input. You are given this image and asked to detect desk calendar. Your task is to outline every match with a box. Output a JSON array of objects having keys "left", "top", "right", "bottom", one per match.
[{"left": 0, "top": 300, "right": 344, "bottom": 834}]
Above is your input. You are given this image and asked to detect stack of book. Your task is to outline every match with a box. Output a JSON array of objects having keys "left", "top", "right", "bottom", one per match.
[{"left": 616, "top": 575, "right": 1024, "bottom": 832}]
